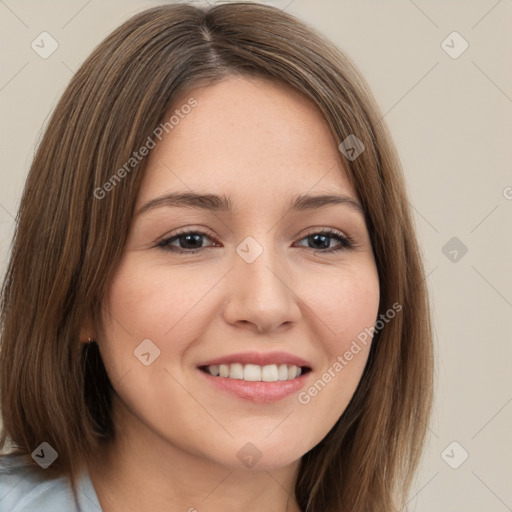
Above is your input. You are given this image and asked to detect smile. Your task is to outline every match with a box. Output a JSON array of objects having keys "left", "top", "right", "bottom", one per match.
[
  {"left": 199, "top": 363, "right": 311, "bottom": 381},
  {"left": 196, "top": 351, "right": 313, "bottom": 402}
]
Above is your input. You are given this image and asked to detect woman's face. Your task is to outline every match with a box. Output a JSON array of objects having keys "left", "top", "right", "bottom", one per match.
[{"left": 96, "top": 76, "right": 380, "bottom": 469}]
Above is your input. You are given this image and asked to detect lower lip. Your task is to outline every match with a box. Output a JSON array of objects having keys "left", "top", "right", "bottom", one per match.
[{"left": 197, "top": 368, "right": 310, "bottom": 402}]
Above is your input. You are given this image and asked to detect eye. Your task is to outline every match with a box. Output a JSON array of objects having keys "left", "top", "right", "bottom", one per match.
[
  {"left": 156, "top": 228, "right": 354, "bottom": 254},
  {"left": 156, "top": 229, "right": 218, "bottom": 254},
  {"left": 295, "top": 228, "right": 354, "bottom": 253}
]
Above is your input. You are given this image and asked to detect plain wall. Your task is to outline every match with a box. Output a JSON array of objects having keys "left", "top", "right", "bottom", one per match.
[{"left": 0, "top": 1, "right": 511, "bottom": 510}]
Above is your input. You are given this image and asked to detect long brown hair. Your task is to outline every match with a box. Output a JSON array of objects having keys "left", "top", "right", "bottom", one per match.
[{"left": 0, "top": 3, "right": 433, "bottom": 511}]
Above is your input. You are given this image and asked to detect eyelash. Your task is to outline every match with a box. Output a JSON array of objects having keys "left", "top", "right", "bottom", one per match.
[{"left": 156, "top": 228, "right": 354, "bottom": 255}]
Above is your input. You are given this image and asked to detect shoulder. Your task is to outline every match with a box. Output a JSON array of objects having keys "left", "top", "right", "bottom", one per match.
[{"left": 0, "top": 453, "right": 98, "bottom": 512}]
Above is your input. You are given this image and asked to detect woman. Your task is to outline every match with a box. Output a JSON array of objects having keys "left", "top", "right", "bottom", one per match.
[{"left": 0, "top": 3, "right": 433, "bottom": 511}]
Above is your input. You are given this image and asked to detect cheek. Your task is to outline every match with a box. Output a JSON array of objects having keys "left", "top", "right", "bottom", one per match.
[
  {"left": 94, "top": 251, "right": 381, "bottom": 466},
  {"left": 305, "top": 261, "right": 380, "bottom": 350},
  {"left": 100, "top": 254, "right": 380, "bottom": 379},
  {"left": 97, "top": 257, "right": 220, "bottom": 380},
  {"left": 295, "top": 263, "right": 379, "bottom": 422}
]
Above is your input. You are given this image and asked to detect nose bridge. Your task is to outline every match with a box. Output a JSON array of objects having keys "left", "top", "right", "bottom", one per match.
[
  {"left": 236, "top": 233, "right": 288, "bottom": 297},
  {"left": 223, "top": 233, "right": 301, "bottom": 332}
]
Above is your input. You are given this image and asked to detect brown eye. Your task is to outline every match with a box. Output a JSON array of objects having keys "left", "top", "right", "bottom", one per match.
[
  {"left": 295, "top": 229, "right": 353, "bottom": 253},
  {"left": 156, "top": 228, "right": 354, "bottom": 255},
  {"left": 157, "top": 230, "right": 217, "bottom": 253}
]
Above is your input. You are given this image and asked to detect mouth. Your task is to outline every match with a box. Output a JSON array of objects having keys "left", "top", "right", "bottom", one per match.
[
  {"left": 196, "top": 352, "right": 313, "bottom": 402},
  {"left": 196, "top": 351, "right": 313, "bottom": 402},
  {"left": 198, "top": 363, "right": 312, "bottom": 382}
]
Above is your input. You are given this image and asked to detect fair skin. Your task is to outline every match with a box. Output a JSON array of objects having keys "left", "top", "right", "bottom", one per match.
[{"left": 83, "top": 75, "right": 380, "bottom": 512}]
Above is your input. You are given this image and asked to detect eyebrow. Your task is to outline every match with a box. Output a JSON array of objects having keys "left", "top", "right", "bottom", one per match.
[{"left": 136, "top": 191, "right": 364, "bottom": 216}]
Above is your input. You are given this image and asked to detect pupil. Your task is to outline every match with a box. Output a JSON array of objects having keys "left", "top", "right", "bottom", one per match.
[
  {"left": 182, "top": 234, "right": 202, "bottom": 249},
  {"left": 178, "top": 234, "right": 332, "bottom": 250},
  {"left": 311, "top": 234, "right": 328, "bottom": 249}
]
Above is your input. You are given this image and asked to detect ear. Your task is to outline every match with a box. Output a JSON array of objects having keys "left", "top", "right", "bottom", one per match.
[{"left": 79, "top": 311, "right": 96, "bottom": 344}]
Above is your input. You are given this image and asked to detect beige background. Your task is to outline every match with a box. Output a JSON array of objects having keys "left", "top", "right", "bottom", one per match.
[{"left": 1, "top": 1, "right": 511, "bottom": 510}]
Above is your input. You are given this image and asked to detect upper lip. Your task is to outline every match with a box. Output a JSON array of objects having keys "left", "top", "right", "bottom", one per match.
[{"left": 197, "top": 351, "right": 312, "bottom": 369}]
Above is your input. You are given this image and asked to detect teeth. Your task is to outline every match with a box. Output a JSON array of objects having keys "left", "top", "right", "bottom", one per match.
[
  {"left": 261, "top": 364, "right": 278, "bottom": 382},
  {"left": 208, "top": 365, "right": 219, "bottom": 376},
  {"left": 230, "top": 363, "right": 244, "bottom": 379},
  {"left": 244, "top": 364, "right": 261, "bottom": 381},
  {"left": 204, "top": 363, "right": 304, "bottom": 381},
  {"left": 287, "top": 365, "right": 298, "bottom": 379},
  {"left": 278, "top": 364, "right": 288, "bottom": 381}
]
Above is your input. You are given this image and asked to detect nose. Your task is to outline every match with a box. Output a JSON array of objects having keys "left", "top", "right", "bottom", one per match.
[{"left": 222, "top": 241, "right": 302, "bottom": 334}]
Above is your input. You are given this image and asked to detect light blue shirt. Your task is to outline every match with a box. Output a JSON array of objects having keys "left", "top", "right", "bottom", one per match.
[{"left": 0, "top": 453, "right": 102, "bottom": 511}]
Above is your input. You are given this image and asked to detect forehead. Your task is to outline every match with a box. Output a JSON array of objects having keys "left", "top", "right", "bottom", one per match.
[{"left": 138, "top": 75, "right": 357, "bottom": 205}]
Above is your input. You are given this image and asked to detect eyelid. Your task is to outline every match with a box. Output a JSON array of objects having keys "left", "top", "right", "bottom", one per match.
[
  {"left": 156, "top": 226, "right": 356, "bottom": 254},
  {"left": 156, "top": 224, "right": 216, "bottom": 240},
  {"left": 154, "top": 226, "right": 221, "bottom": 254},
  {"left": 298, "top": 227, "right": 355, "bottom": 251}
]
